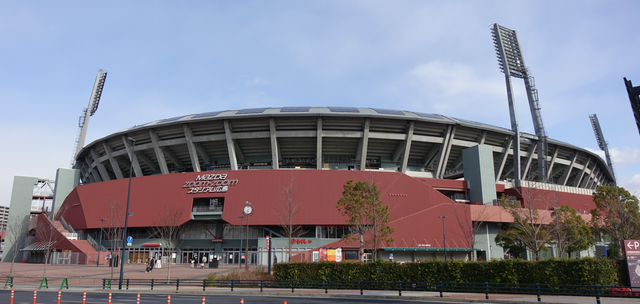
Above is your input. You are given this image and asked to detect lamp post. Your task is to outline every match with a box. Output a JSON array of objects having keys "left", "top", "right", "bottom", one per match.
[
  {"left": 243, "top": 201, "right": 253, "bottom": 270},
  {"left": 96, "top": 218, "right": 106, "bottom": 267},
  {"left": 119, "top": 137, "right": 135, "bottom": 290},
  {"left": 439, "top": 216, "right": 448, "bottom": 261},
  {"left": 237, "top": 216, "right": 245, "bottom": 269}
]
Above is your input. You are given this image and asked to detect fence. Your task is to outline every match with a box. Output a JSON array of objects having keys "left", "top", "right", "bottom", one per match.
[
  {"left": 96, "top": 278, "right": 640, "bottom": 301},
  {"left": 48, "top": 252, "right": 104, "bottom": 265}
]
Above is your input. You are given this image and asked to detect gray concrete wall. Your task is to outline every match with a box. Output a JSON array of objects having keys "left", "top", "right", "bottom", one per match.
[
  {"left": 52, "top": 168, "right": 80, "bottom": 215},
  {"left": 463, "top": 145, "right": 497, "bottom": 205},
  {"left": 2, "top": 176, "right": 39, "bottom": 262}
]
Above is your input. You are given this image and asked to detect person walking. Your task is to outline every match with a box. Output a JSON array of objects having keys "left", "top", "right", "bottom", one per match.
[
  {"left": 201, "top": 255, "right": 208, "bottom": 269},
  {"left": 149, "top": 257, "right": 156, "bottom": 272}
]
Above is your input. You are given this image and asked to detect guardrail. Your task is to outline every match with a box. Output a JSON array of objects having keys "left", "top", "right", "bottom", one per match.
[{"left": 96, "top": 278, "right": 640, "bottom": 302}]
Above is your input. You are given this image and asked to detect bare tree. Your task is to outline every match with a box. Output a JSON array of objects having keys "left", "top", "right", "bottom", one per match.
[
  {"left": 148, "top": 203, "right": 186, "bottom": 282},
  {"left": 35, "top": 214, "right": 64, "bottom": 278},
  {"left": 496, "top": 188, "right": 554, "bottom": 261},
  {"left": 105, "top": 199, "right": 125, "bottom": 281},
  {"left": 5, "top": 216, "right": 28, "bottom": 277},
  {"left": 273, "top": 173, "right": 305, "bottom": 262},
  {"left": 452, "top": 203, "right": 489, "bottom": 261}
]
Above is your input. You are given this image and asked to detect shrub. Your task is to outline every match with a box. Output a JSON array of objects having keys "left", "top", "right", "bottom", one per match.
[{"left": 273, "top": 258, "right": 622, "bottom": 286}]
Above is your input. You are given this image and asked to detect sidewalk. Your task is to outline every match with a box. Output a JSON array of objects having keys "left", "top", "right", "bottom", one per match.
[{"left": 1, "top": 262, "right": 637, "bottom": 304}]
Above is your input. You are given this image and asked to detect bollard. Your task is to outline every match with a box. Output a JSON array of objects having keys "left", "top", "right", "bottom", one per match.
[
  {"left": 10, "top": 289, "right": 14, "bottom": 304},
  {"left": 57, "top": 290, "right": 61, "bottom": 304},
  {"left": 260, "top": 279, "right": 263, "bottom": 292},
  {"left": 439, "top": 281, "right": 443, "bottom": 298},
  {"left": 360, "top": 280, "right": 363, "bottom": 295},
  {"left": 167, "top": 294, "right": 171, "bottom": 304},
  {"left": 136, "top": 293, "right": 140, "bottom": 304},
  {"left": 201, "top": 296, "right": 205, "bottom": 304},
  {"left": 176, "top": 279, "right": 180, "bottom": 291},
  {"left": 33, "top": 290, "right": 37, "bottom": 304},
  {"left": 536, "top": 283, "right": 541, "bottom": 302},
  {"left": 82, "top": 291, "right": 86, "bottom": 304},
  {"left": 108, "top": 291, "right": 112, "bottom": 304},
  {"left": 484, "top": 282, "right": 489, "bottom": 300},
  {"left": 398, "top": 281, "right": 402, "bottom": 296},
  {"left": 325, "top": 280, "right": 328, "bottom": 294},
  {"left": 291, "top": 279, "right": 294, "bottom": 293},
  {"left": 594, "top": 284, "right": 601, "bottom": 304},
  {"left": 102, "top": 279, "right": 106, "bottom": 290},
  {"left": 231, "top": 279, "right": 234, "bottom": 292},
  {"left": 126, "top": 278, "right": 130, "bottom": 290},
  {"left": 203, "top": 279, "right": 206, "bottom": 291},
  {"left": 151, "top": 279, "right": 155, "bottom": 291}
]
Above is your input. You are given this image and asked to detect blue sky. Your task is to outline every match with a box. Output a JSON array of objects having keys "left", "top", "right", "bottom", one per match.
[{"left": 1, "top": 1, "right": 639, "bottom": 206}]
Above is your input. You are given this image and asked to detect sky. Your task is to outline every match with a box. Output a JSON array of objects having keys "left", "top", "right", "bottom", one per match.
[{"left": 1, "top": 1, "right": 640, "bottom": 207}]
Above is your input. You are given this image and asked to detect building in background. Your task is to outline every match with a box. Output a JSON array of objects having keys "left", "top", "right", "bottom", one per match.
[{"left": 4, "top": 107, "right": 612, "bottom": 265}]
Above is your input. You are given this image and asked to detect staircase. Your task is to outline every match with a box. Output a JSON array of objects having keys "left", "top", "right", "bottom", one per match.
[{"left": 51, "top": 219, "right": 106, "bottom": 265}]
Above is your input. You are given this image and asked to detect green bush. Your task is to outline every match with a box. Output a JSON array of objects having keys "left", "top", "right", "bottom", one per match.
[{"left": 274, "top": 258, "right": 622, "bottom": 286}]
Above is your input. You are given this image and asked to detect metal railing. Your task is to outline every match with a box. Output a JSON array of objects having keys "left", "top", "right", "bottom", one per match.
[
  {"left": 192, "top": 206, "right": 223, "bottom": 213},
  {"left": 86, "top": 233, "right": 107, "bottom": 252},
  {"left": 96, "top": 278, "right": 640, "bottom": 301},
  {"left": 62, "top": 232, "right": 78, "bottom": 240},
  {"left": 60, "top": 216, "right": 77, "bottom": 235}
]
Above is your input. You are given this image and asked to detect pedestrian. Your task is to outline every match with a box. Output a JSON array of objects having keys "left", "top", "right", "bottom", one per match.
[
  {"left": 201, "top": 255, "right": 207, "bottom": 269},
  {"left": 191, "top": 257, "right": 195, "bottom": 268},
  {"left": 149, "top": 257, "right": 156, "bottom": 272},
  {"left": 145, "top": 258, "right": 151, "bottom": 273},
  {"left": 274, "top": 256, "right": 277, "bottom": 264}
]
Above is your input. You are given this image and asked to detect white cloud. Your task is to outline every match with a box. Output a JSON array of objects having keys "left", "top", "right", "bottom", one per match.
[
  {"left": 585, "top": 147, "right": 640, "bottom": 167},
  {"left": 619, "top": 174, "right": 640, "bottom": 197}
]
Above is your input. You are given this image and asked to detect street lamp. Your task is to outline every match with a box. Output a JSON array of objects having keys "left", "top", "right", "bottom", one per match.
[
  {"left": 119, "top": 137, "right": 135, "bottom": 289},
  {"left": 96, "top": 218, "right": 106, "bottom": 267},
  {"left": 243, "top": 201, "right": 254, "bottom": 270},
  {"left": 237, "top": 216, "right": 246, "bottom": 269},
  {"left": 439, "top": 216, "right": 447, "bottom": 261}
]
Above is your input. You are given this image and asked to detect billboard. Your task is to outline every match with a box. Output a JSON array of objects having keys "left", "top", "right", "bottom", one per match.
[{"left": 624, "top": 240, "right": 640, "bottom": 288}]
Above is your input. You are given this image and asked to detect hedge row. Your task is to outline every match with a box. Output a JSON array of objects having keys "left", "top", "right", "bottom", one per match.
[{"left": 273, "top": 258, "right": 623, "bottom": 286}]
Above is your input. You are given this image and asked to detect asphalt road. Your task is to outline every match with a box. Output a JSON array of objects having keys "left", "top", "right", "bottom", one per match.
[{"left": 0, "top": 289, "right": 443, "bottom": 304}]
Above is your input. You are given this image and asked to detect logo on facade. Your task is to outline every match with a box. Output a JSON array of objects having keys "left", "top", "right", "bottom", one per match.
[
  {"left": 183, "top": 174, "right": 239, "bottom": 194},
  {"left": 290, "top": 239, "right": 313, "bottom": 245}
]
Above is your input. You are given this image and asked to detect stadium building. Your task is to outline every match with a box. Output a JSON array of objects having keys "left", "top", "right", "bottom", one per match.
[{"left": 3, "top": 107, "right": 613, "bottom": 266}]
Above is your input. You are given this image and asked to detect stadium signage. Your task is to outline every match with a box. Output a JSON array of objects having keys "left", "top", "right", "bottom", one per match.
[
  {"left": 290, "top": 239, "right": 313, "bottom": 245},
  {"left": 624, "top": 240, "right": 640, "bottom": 288},
  {"left": 183, "top": 174, "right": 239, "bottom": 194}
]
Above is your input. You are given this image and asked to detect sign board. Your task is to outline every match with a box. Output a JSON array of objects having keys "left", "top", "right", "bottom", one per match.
[
  {"left": 127, "top": 236, "right": 133, "bottom": 243},
  {"left": 335, "top": 248, "right": 342, "bottom": 262},
  {"left": 266, "top": 236, "right": 270, "bottom": 251},
  {"left": 624, "top": 240, "right": 640, "bottom": 288}
]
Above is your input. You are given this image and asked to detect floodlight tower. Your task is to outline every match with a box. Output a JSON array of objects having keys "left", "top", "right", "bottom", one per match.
[
  {"left": 70, "top": 69, "right": 107, "bottom": 168},
  {"left": 492, "top": 24, "right": 549, "bottom": 184},
  {"left": 589, "top": 114, "right": 616, "bottom": 186},
  {"left": 624, "top": 77, "right": 640, "bottom": 137}
]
